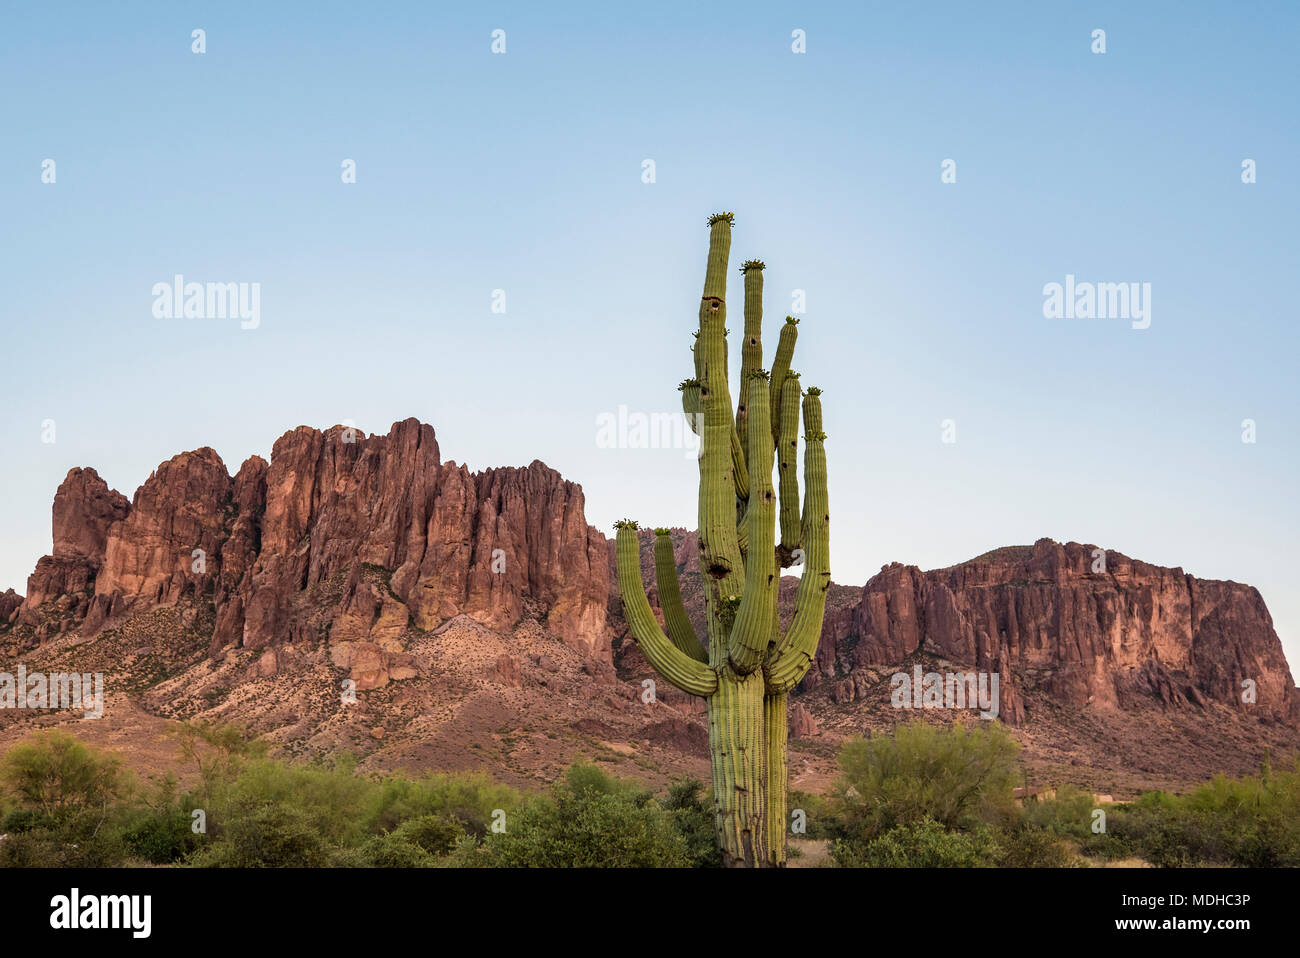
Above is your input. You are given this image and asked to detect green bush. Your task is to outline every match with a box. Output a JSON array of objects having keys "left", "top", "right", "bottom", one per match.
[
  {"left": 1084, "top": 760, "right": 1300, "bottom": 867},
  {"left": 329, "top": 832, "right": 435, "bottom": 868},
  {"left": 0, "top": 730, "right": 122, "bottom": 822},
  {"left": 387, "top": 814, "right": 466, "bottom": 857},
  {"left": 186, "top": 804, "right": 329, "bottom": 867},
  {"left": 1023, "top": 784, "right": 1096, "bottom": 840},
  {"left": 662, "top": 778, "right": 722, "bottom": 868},
  {"left": 121, "top": 808, "right": 199, "bottom": 864},
  {"left": 364, "top": 770, "right": 521, "bottom": 839},
  {"left": 830, "top": 721, "right": 1021, "bottom": 844},
  {"left": 465, "top": 762, "right": 691, "bottom": 867},
  {"left": 994, "top": 823, "right": 1077, "bottom": 867},
  {"left": 833, "top": 818, "right": 1000, "bottom": 868}
]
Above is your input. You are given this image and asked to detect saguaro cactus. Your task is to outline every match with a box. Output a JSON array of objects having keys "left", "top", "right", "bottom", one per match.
[{"left": 615, "top": 212, "right": 830, "bottom": 867}]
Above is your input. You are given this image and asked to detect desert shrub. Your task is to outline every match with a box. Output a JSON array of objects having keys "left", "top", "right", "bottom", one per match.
[
  {"left": 465, "top": 761, "right": 690, "bottom": 867},
  {"left": 1072, "top": 758, "right": 1300, "bottom": 867},
  {"left": 389, "top": 814, "right": 467, "bottom": 857},
  {"left": 364, "top": 770, "right": 521, "bottom": 838},
  {"left": 329, "top": 832, "right": 434, "bottom": 868},
  {"left": 994, "top": 822, "right": 1077, "bottom": 867},
  {"left": 207, "top": 754, "right": 372, "bottom": 848},
  {"left": 662, "top": 778, "right": 721, "bottom": 868},
  {"left": 0, "top": 808, "right": 43, "bottom": 834},
  {"left": 833, "top": 818, "right": 1000, "bottom": 868},
  {"left": 120, "top": 807, "right": 198, "bottom": 864},
  {"left": 830, "top": 722, "right": 1021, "bottom": 845},
  {"left": 1022, "top": 784, "right": 1096, "bottom": 840},
  {"left": 0, "top": 831, "right": 64, "bottom": 867},
  {"left": 0, "top": 730, "right": 123, "bottom": 823},
  {"left": 186, "top": 804, "right": 328, "bottom": 867}
]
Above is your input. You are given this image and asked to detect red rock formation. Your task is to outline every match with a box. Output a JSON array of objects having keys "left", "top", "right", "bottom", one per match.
[
  {"left": 15, "top": 419, "right": 610, "bottom": 668},
  {"left": 812, "top": 539, "right": 1299, "bottom": 724},
  {"left": 52, "top": 467, "right": 130, "bottom": 558},
  {"left": 17, "top": 468, "right": 130, "bottom": 632},
  {"left": 788, "top": 700, "right": 819, "bottom": 738},
  {"left": 235, "top": 420, "right": 609, "bottom": 659},
  {"left": 0, "top": 589, "right": 21, "bottom": 624},
  {"left": 96, "top": 448, "right": 233, "bottom": 608}
]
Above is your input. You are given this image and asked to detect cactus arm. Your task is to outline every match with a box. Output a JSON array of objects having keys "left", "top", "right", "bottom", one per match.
[
  {"left": 653, "top": 530, "right": 708, "bottom": 663},
  {"left": 703, "top": 212, "right": 733, "bottom": 298},
  {"left": 680, "top": 379, "right": 701, "bottom": 435},
  {"left": 768, "top": 317, "right": 799, "bottom": 447},
  {"left": 802, "top": 384, "right": 823, "bottom": 433},
  {"left": 728, "top": 373, "right": 778, "bottom": 675},
  {"left": 736, "top": 261, "right": 765, "bottom": 467},
  {"left": 697, "top": 218, "right": 745, "bottom": 646},
  {"left": 687, "top": 370, "right": 745, "bottom": 504},
  {"left": 765, "top": 392, "right": 829, "bottom": 693},
  {"left": 776, "top": 373, "right": 802, "bottom": 562},
  {"left": 730, "top": 422, "right": 749, "bottom": 501},
  {"left": 616, "top": 525, "right": 718, "bottom": 696}
]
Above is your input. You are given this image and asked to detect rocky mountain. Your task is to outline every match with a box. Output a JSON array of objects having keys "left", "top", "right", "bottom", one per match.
[
  {"left": 808, "top": 540, "right": 1299, "bottom": 725},
  {"left": 10, "top": 419, "right": 610, "bottom": 689},
  {"left": 3, "top": 419, "right": 1297, "bottom": 795}
]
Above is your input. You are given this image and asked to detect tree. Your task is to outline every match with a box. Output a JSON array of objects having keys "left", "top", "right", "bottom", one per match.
[
  {"left": 832, "top": 722, "right": 1022, "bottom": 841},
  {"left": 0, "top": 729, "right": 122, "bottom": 827},
  {"left": 615, "top": 212, "right": 831, "bottom": 867}
]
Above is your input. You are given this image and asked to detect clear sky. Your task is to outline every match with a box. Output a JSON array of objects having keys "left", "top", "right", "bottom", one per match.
[{"left": 2, "top": 2, "right": 1297, "bottom": 678}]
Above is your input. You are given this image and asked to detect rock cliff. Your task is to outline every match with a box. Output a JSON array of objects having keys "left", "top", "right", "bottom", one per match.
[{"left": 14, "top": 420, "right": 610, "bottom": 677}]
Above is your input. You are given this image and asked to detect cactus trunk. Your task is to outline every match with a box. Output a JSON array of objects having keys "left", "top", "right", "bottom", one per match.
[
  {"left": 616, "top": 212, "right": 830, "bottom": 868},
  {"left": 708, "top": 667, "right": 769, "bottom": 867}
]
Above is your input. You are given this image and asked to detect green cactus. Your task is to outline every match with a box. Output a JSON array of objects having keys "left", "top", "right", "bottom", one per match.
[{"left": 615, "top": 213, "right": 830, "bottom": 867}]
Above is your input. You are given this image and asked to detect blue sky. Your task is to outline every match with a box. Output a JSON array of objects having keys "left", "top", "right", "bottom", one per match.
[{"left": 2, "top": 2, "right": 1297, "bottom": 677}]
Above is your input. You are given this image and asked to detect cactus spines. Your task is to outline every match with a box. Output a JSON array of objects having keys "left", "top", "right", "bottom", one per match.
[{"left": 614, "top": 212, "right": 831, "bottom": 867}]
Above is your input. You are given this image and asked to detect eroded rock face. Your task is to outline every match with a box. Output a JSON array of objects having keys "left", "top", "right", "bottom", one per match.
[
  {"left": 812, "top": 539, "right": 1299, "bottom": 722},
  {"left": 0, "top": 589, "right": 22, "bottom": 624},
  {"left": 788, "top": 701, "right": 819, "bottom": 739},
  {"left": 235, "top": 420, "right": 610, "bottom": 660},
  {"left": 17, "top": 468, "right": 130, "bottom": 629},
  {"left": 16, "top": 419, "right": 611, "bottom": 670},
  {"left": 52, "top": 467, "right": 130, "bottom": 559},
  {"left": 96, "top": 448, "right": 233, "bottom": 611}
]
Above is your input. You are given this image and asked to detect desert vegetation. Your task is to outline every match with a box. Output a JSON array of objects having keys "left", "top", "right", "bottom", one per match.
[{"left": 0, "top": 722, "right": 1295, "bottom": 868}]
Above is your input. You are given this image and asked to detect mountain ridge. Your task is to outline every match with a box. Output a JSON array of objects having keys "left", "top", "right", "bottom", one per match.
[{"left": 2, "top": 417, "right": 1296, "bottom": 794}]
